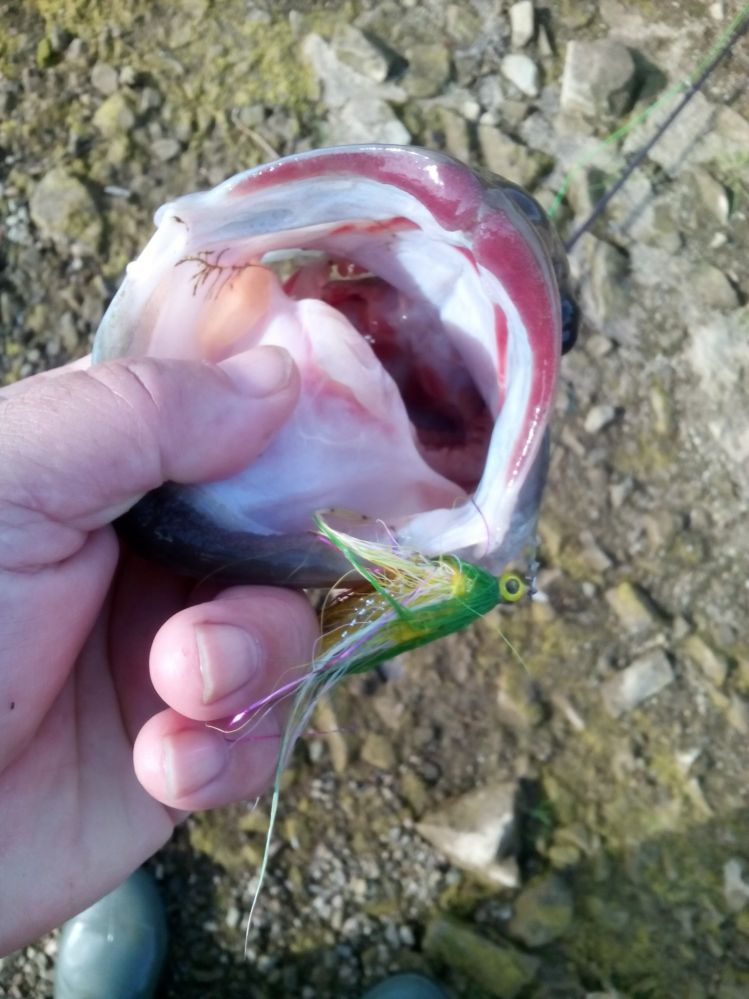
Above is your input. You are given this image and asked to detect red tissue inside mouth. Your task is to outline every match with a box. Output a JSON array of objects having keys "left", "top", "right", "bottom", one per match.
[{"left": 283, "top": 260, "right": 493, "bottom": 493}]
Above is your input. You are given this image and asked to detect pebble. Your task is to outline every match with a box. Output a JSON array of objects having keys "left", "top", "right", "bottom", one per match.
[
  {"left": 560, "top": 40, "right": 637, "bottom": 117},
  {"left": 403, "top": 43, "right": 452, "bottom": 99},
  {"left": 90, "top": 61, "right": 119, "bottom": 95},
  {"left": 500, "top": 53, "right": 539, "bottom": 98},
  {"left": 584, "top": 403, "right": 617, "bottom": 434},
  {"left": 510, "top": 1, "right": 535, "bottom": 48},
  {"left": 92, "top": 91, "right": 135, "bottom": 138},
  {"left": 28, "top": 168, "right": 102, "bottom": 255},
  {"left": 151, "top": 137, "right": 181, "bottom": 162},
  {"left": 417, "top": 780, "right": 519, "bottom": 887},
  {"left": 604, "top": 581, "right": 658, "bottom": 633},
  {"left": 724, "top": 859, "right": 749, "bottom": 913},
  {"left": 332, "top": 23, "right": 391, "bottom": 83},
  {"left": 424, "top": 916, "right": 539, "bottom": 998},
  {"left": 478, "top": 125, "right": 551, "bottom": 186},
  {"left": 507, "top": 873, "right": 574, "bottom": 946},
  {"left": 682, "top": 634, "right": 728, "bottom": 687},
  {"left": 691, "top": 264, "right": 740, "bottom": 310},
  {"left": 323, "top": 96, "right": 410, "bottom": 146},
  {"left": 601, "top": 650, "right": 675, "bottom": 717},
  {"left": 692, "top": 168, "right": 730, "bottom": 224},
  {"left": 360, "top": 732, "right": 397, "bottom": 770}
]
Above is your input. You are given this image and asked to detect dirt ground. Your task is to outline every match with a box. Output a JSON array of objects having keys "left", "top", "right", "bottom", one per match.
[{"left": 1, "top": 1, "right": 749, "bottom": 996}]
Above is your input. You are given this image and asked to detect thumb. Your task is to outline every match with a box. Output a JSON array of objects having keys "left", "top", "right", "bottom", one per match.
[{"left": 0, "top": 346, "right": 298, "bottom": 569}]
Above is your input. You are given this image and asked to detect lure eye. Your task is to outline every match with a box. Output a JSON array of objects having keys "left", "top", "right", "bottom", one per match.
[
  {"left": 561, "top": 296, "right": 580, "bottom": 354},
  {"left": 498, "top": 573, "right": 528, "bottom": 603}
]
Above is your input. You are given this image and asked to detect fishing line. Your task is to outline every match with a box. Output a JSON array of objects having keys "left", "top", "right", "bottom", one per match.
[{"left": 549, "top": 3, "right": 749, "bottom": 251}]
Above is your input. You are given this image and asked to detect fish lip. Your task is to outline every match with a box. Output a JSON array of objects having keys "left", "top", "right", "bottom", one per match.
[{"left": 97, "top": 144, "right": 566, "bottom": 583}]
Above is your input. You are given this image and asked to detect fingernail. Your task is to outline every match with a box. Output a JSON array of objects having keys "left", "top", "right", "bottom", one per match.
[
  {"left": 162, "top": 729, "right": 227, "bottom": 799},
  {"left": 196, "top": 623, "right": 263, "bottom": 704},
  {"left": 221, "top": 345, "right": 294, "bottom": 398}
]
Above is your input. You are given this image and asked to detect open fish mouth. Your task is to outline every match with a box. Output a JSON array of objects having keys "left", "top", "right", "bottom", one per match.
[{"left": 94, "top": 145, "right": 577, "bottom": 587}]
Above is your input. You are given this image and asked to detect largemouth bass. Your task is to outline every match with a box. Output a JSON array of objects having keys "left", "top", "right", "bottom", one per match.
[{"left": 93, "top": 145, "right": 578, "bottom": 586}]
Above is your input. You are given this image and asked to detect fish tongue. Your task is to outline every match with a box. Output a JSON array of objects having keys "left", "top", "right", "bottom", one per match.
[{"left": 189, "top": 275, "right": 466, "bottom": 535}]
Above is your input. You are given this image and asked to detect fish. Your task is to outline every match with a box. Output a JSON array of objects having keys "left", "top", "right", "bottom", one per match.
[{"left": 93, "top": 144, "right": 578, "bottom": 587}]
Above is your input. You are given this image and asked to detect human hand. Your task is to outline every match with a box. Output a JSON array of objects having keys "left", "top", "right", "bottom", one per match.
[{"left": 0, "top": 348, "right": 318, "bottom": 954}]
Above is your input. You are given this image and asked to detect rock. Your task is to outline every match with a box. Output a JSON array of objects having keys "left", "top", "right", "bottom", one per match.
[
  {"left": 560, "top": 40, "right": 637, "bottom": 117},
  {"left": 403, "top": 43, "right": 452, "bottom": 99},
  {"left": 36, "top": 37, "right": 55, "bottom": 69},
  {"left": 601, "top": 650, "right": 675, "bottom": 717},
  {"left": 724, "top": 859, "right": 749, "bottom": 913},
  {"left": 360, "top": 732, "right": 397, "bottom": 770},
  {"left": 687, "top": 309, "right": 749, "bottom": 497},
  {"left": 604, "top": 582, "right": 657, "bottom": 633},
  {"left": 682, "top": 635, "right": 728, "bottom": 687},
  {"left": 584, "top": 403, "right": 617, "bottom": 434},
  {"left": 92, "top": 91, "right": 136, "bottom": 138},
  {"left": 690, "top": 264, "right": 740, "bottom": 310},
  {"left": 313, "top": 696, "right": 348, "bottom": 774},
  {"left": 438, "top": 108, "right": 471, "bottom": 163},
  {"left": 500, "top": 54, "right": 539, "bottom": 98},
  {"left": 417, "top": 780, "right": 519, "bottom": 887},
  {"left": 478, "top": 126, "right": 552, "bottom": 187},
  {"left": 400, "top": 770, "right": 429, "bottom": 815},
  {"left": 91, "top": 62, "right": 119, "bottom": 96},
  {"left": 332, "top": 24, "right": 391, "bottom": 83},
  {"left": 691, "top": 169, "right": 730, "bottom": 224},
  {"left": 322, "top": 96, "right": 410, "bottom": 146},
  {"left": 510, "top": 1, "right": 535, "bottom": 48},
  {"left": 424, "top": 916, "right": 539, "bottom": 998},
  {"left": 507, "top": 873, "right": 574, "bottom": 947},
  {"left": 476, "top": 74, "right": 504, "bottom": 120},
  {"left": 302, "top": 33, "right": 405, "bottom": 110},
  {"left": 29, "top": 168, "right": 102, "bottom": 255},
  {"left": 727, "top": 694, "right": 749, "bottom": 735},
  {"left": 151, "top": 137, "right": 181, "bottom": 162},
  {"left": 578, "top": 236, "right": 631, "bottom": 336}
]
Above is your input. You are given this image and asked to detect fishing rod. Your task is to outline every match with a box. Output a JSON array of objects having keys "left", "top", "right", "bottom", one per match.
[{"left": 555, "top": 3, "right": 749, "bottom": 253}]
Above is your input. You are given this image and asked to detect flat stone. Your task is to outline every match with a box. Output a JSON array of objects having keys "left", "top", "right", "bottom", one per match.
[
  {"left": 601, "top": 650, "right": 675, "bottom": 717},
  {"left": 507, "top": 873, "right": 574, "bottom": 947},
  {"left": 690, "top": 264, "right": 739, "bottom": 311},
  {"left": 501, "top": 53, "right": 539, "bottom": 98},
  {"left": 605, "top": 582, "right": 657, "bottom": 633},
  {"left": 424, "top": 916, "right": 539, "bottom": 998},
  {"left": 90, "top": 61, "right": 119, "bottom": 96},
  {"left": 682, "top": 635, "right": 728, "bottom": 687},
  {"left": 92, "top": 91, "right": 135, "bottom": 138},
  {"left": 321, "top": 96, "right": 410, "bottom": 146},
  {"left": 561, "top": 39, "right": 637, "bottom": 117},
  {"left": 332, "top": 23, "right": 390, "bottom": 83},
  {"left": 302, "top": 33, "right": 405, "bottom": 110},
  {"left": 691, "top": 169, "right": 730, "bottom": 224},
  {"left": 584, "top": 403, "right": 617, "bottom": 434},
  {"left": 360, "top": 732, "right": 396, "bottom": 770},
  {"left": 151, "top": 137, "right": 181, "bottom": 162},
  {"left": 29, "top": 167, "right": 102, "bottom": 255},
  {"left": 403, "top": 43, "right": 452, "bottom": 99},
  {"left": 439, "top": 107, "right": 471, "bottom": 163},
  {"left": 478, "top": 125, "right": 552, "bottom": 186},
  {"left": 510, "top": 1, "right": 535, "bottom": 48},
  {"left": 417, "top": 780, "right": 519, "bottom": 887}
]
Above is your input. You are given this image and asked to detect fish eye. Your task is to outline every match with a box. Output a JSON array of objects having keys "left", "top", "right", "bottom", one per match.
[
  {"left": 561, "top": 296, "right": 580, "bottom": 354},
  {"left": 498, "top": 573, "right": 528, "bottom": 603},
  {"left": 504, "top": 186, "right": 546, "bottom": 225}
]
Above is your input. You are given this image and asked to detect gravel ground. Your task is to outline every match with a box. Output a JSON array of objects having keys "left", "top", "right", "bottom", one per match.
[{"left": 1, "top": 1, "right": 749, "bottom": 997}]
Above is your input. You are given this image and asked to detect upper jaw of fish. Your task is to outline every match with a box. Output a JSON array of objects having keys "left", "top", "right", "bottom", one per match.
[{"left": 94, "top": 144, "right": 570, "bottom": 586}]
